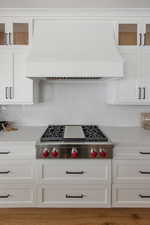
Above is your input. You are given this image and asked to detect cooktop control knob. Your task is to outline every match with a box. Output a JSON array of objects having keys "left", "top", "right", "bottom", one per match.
[
  {"left": 90, "top": 148, "right": 97, "bottom": 158},
  {"left": 99, "top": 148, "right": 107, "bottom": 158},
  {"left": 71, "top": 148, "right": 78, "bottom": 158},
  {"left": 42, "top": 148, "right": 49, "bottom": 158},
  {"left": 51, "top": 148, "right": 59, "bottom": 158}
]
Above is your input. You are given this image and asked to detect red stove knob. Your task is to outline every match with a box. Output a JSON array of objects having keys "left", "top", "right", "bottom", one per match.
[
  {"left": 42, "top": 148, "right": 49, "bottom": 158},
  {"left": 51, "top": 148, "right": 59, "bottom": 158},
  {"left": 90, "top": 148, "right": 97, "bottom": 158},
  {"left": 71, "top": 148, "right": 78, "bottom": 158},
  {"left": 99, "top": 149, "right": 107, "bottom": 158}
]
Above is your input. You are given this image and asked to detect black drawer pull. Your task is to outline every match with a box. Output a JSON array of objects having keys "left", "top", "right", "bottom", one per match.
[
  {"left": 0, "top": 152, "right": 10, "bottom": 155},
  {"left": 66, "top": 171, "right": 84, "bottom": 175},
  {"left": 139, "top": 171, "right": 150, "bottom": 174},
  {"left": 139, "top": 194, "right": 150, "bottom": 198},
  {"left": 0, "top": 194, "right": 10, "bottom": 198},
  {"left": 139, "top": 152, "right": 150, "bottom": 155},
  {"left": 66, "top": 194, "right": 84, "bottom": 199},
  {"left": 0, "top": 171, "right": 10, "bottom": 174}
]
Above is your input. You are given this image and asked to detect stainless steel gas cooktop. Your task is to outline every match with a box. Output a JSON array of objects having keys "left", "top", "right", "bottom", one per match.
[{"left": 36, "top": 125, "right": 113, "bottom": 159}]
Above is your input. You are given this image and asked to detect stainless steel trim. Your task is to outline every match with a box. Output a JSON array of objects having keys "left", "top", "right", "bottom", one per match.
[
  {"left": 143, "top": 87, "right": 146, "bottom": 100},
  {"left": 36, "top": 144, "right": 113, "bottom": 159},
  {"left": 10, "top": 87, "right": 14, "bottom": 99},
  {"left": 138, "top": 87, "right": 142, "bottom": 99},
  {"left": 4, "top": 33, "right": 9, "bottom": 45},
  {"left": 139, "top": 33, "right": 142, "bottom": 46},
  {"left": 144, "top": 33, "right": 146, "bottom": 46},
  {"left": 5, "top": 87, "right": 8, "bottom": 99},
  {"left": 8, "top": 32, "right": 12, "bottom": 45}
]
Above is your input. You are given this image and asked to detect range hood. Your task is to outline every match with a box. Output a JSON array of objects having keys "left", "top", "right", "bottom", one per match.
[{"left": 27, "top": 19, "right": 124, "bottom": 79}]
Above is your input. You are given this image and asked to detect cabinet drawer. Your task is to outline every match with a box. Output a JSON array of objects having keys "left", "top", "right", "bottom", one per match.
[
  {"left": 0, "top": 184, "right": 34, "bottom": 206},
  {"left": 113, "top": 184, "right": 150, "bottom": 207},
  {"left": 114, "top": 146, "right": 150, "bottom": 160},
  {"left": 39, "top": 160, "right": 111, "bottom": 183},
  {"left": 38, "top": 184, "right": 110, "bottom": 207},
  {"left": 113, "top": 160, "right": 150, "bottom": 183},
  {"left": 0, "top": 161, "right": 34, "bottom": 182},
  {"left": 0, "top": 143, "right": 35, "bottom": 159}
]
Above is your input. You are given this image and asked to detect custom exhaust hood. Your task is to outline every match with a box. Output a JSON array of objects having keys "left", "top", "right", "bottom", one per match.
[{"left": 27, "top": 19, "right": 124, "bottom": 79}]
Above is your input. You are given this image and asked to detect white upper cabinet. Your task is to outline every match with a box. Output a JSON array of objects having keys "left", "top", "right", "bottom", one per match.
[
  {"left": 107, "top": 20, "right": 150, "bottom": 105},
  {"left": 0, "top": 50, "right": 35, "bottom": 105},
  {"left": 0, "top": 18, "right": 32, "bottom": 48}
]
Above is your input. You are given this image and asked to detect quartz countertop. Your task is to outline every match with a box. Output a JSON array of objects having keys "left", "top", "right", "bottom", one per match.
[
  {"left": 0, "top": 126, "right": 46, "bottom": 143},
  {"left": 0, "top": 126, "right": 150, "bottom": 146},
  {"left": 102, "top": 126, "right": 150, "bottom": 146}
]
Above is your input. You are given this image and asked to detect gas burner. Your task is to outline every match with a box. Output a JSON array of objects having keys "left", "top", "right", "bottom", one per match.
[
  {"left": 41, "top": 125, "right": 65, "bottom": 142},
  {"left": 82, "top": 125, "right": 108, "bottom": 142}
]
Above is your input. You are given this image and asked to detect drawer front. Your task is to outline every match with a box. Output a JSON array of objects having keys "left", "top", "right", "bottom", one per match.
[
  {"left": 0, "top": 143, "right": 35, "bottom": 159},
  {"left": 39, "top": 160, "right": 111, "bottom": 183},
  {"left": 113, "top": 160, "right": 150, "bottom": 183},
  {"left": 0, "top": 184, "right": 34, "bottom": 205},
  {"left": 113, "top": 184, "right": 150, "bottom": 207},
  {"left": 0, "top": 161, "right": 34, "bottom": 182},
  {"left": 114, "top": 146, "right": 150, "bottom": 160},
  {"left": 38, "top": 184, "right": 110, "bottom": 207}
]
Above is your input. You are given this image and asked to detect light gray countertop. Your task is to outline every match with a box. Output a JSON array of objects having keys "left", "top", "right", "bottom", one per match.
[{"left": 0, "top": 126, "right": 150, "bottom": 146}]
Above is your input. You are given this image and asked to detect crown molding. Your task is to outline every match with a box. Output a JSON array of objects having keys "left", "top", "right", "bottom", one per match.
[{"left": 0, "top": 8, "right": 150, "bottom": 18}]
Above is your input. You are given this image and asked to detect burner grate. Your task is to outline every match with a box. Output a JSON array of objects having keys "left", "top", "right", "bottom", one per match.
[
  {"left": 82, "top": 125, "right": 108, "bottom": 142},
  {"left": 41, "top": 125, "right": 65, "bottom": 142}
]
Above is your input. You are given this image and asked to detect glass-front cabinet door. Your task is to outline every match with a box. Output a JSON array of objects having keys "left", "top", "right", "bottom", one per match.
[
  {"left": 0, "top": 24, "right": 6, "bottom": 45},
  {"left": 12, "top": 23, "right": 29, "bottom": 45},
  {"left": 144, "top": 24, "right": 150, "bottom": 46},
  {"left": 0, "top": 19, "right": 31, "bottom": 47},
  {"left": 118, "top": 24, "right": 138, "bottom": 46}
]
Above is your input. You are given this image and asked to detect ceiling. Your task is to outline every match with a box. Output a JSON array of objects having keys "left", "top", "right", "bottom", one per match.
[{"left": 0, "top": 0, "right": 150, "bottom": 8}]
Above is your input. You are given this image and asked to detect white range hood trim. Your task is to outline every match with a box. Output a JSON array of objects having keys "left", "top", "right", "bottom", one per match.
[
  {"left": 27, "top": 61, "right": 123, "bottom": 78},
  {"left": 27, "top": 19, "right": 124, "bottom": 79}
]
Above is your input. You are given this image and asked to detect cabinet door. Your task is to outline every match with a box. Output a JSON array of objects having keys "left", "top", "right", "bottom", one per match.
[
  {"left": 0, "top": 51, "right": 13, "bottom": 103},
  {"left": 117, "top": 23, "right": 139, "bottom": 46},
  {"left": 143, "top": 24, "right": 150, "bottom": 46},
  {"left": 12, "top": 23, "right": 29, "bottom": 45},
  {"left": 13, "top": 52, "right": 33, "bottom": 104},
  {"left": 116, "top": 78, "right": 139, "bottom": 104}
]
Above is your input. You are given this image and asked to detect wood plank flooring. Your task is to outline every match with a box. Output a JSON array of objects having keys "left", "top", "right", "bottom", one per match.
[{"left": 0, "top": 208, "right": 150, "bottom": 225}]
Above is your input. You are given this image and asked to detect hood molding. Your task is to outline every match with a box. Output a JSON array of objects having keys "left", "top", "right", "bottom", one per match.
[{"left": 27, "top": 19, "right": 123, "bottom": 79}]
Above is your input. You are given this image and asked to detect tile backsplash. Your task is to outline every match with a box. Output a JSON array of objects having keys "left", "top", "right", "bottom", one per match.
[{"left": 1, "top": 81, "right": 150, "bottom": 127}]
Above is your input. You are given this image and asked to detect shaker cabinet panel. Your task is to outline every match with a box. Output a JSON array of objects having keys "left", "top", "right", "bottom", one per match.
[{"left": 13, "top": 52, "right": 34, "bottom": 104}]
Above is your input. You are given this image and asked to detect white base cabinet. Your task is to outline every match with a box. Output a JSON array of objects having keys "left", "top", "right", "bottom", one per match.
[
  {"left": 113, "top": 184, "right": 150, "bottom": 208},
  {"left": 36, "top": 160, "right": 111, "bottom": 208},
  {"left": 112, "top": 146, "right": 150, "bottom": 208},
  {"left": 38, "top": 184, "right": 110, "bottom": 208}
]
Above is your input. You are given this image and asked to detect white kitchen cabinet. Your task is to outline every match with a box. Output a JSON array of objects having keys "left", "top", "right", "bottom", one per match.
[
  {"left": 112, "top": 145, "right": 150, "bottom": 207},
  {"left": 0, "top": 50, "right": 38, "bottom": 105},
  {"left": 0, "top": 184, "right": 35, "bottom": 207},
  {"left": 38, "top": 184, "right": 110, "bottom": 208},
  {"left": 0, "top": 18, "right": 32, "bottom": 47},
  {"left": 107, "top": 21, "right": 150, "bottom": 105},
  {"left": 0, "top": 51, "right": 13, "bottom": 104},
  {"left": 113, "top": 184, "right": 150, "bottom": 207}
]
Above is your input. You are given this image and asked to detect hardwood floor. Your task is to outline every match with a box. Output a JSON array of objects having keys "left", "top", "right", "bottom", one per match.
[{"left": 0, "top": 208, "right": 150, "bottom": 225}]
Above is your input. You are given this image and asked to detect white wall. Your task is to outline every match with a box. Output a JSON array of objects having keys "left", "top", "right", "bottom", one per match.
[
  {"left": 1, "top": 81, "right": 150, "bottom": 127},
  {"left": 0, "top": 0, "right": 150, "bottom": 8}
]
